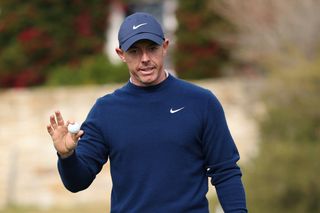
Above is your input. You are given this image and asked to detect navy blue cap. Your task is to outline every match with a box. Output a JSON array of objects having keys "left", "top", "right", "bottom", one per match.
[{"left": 118, "top": 12, "right": 165, "bottom": 51}]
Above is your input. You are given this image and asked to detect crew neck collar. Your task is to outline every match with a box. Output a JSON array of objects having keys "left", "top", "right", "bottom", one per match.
[
  {"left": 129, "top": 70, "right": 169, "bottom": 84},
  {"left": 124, "top": 72, "right": 174, "bottom": 94}
]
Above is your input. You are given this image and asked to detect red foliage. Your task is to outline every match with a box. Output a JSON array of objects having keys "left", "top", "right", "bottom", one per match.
[
  {"left": 174, "top": 0, "right": 235, "bottom": 79},
  {"left": 0, "top": 1, "right": 109, "bottom": 88},
  {"left": 14, "top": 68, "right": 44, "bottom": 88},
  {"left": 0, "top": 23, "right": 4, "bottom": 33},
  {"left": 18, "top": 27, "right": 52, "bottom": 55},
  {"left": 74, "top": 11, "right": 93, "bottom": 37},
  {"left": 182, "top": 15, "right": 202, "bottom": 31},
  {"left": 18, "top": 27, "right": 42, "bottom": 43},
  {"left": 0, "top": 68, "right": 44, "bottom": 88}
]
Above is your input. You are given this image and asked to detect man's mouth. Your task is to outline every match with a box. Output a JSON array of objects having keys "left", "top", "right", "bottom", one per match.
[{"left": 139, "top": 67, "right": 155, "bottom": 75}]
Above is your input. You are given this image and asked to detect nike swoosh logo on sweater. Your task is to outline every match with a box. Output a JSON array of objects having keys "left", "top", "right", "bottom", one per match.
[{"left": 170, "top": 107, "right": 185, "bottom": 114}]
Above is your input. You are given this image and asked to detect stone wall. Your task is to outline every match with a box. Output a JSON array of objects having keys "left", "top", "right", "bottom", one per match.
[{"left": 0, "top": 78, "right": 261, "bottom": 209}]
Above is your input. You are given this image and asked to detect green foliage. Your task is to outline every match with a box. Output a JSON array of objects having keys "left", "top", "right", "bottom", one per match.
[
  {"left": 245, "top": 142, "right": 320, "bottom": 213},
  {"left": 47, "top": 54, "right": 128, "bottom": 86},
  {"left": 0, "top": 0, "right": 109, "bottom": 87},
  {"left": 260, "top": 54, "right": 320, "bottom": 143},
  {"left": 245, "top": 53, "right": 320, "bottom": 212},
  {"left": 174, "top": 0, "right": 236, "bottom": 79}
]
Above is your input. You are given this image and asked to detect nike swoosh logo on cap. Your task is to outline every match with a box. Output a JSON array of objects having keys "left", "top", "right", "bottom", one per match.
[{"left": 133, "top": 23, "right": 147, "bottom": 30}]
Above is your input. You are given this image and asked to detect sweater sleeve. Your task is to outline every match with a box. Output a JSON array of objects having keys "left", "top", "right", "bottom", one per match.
[
  {"left": 202, "top": 91, "right": 247, "bottom": 212},
  {"left": 58, "top": 101, "right": 109, "bottom": 192}
]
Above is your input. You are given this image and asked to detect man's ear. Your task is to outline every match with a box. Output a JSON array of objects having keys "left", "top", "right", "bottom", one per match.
[
  {"left": 162, "top": 39, "right": 170, "bottom": 55},
  {"left": 115, "top": 48, "right": 126, "bottom": 62}
]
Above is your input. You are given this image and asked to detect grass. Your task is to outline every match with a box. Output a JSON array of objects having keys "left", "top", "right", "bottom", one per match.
[
  {"left": 0, "top": 196, "right": 219, "bottom": 212},
  {"left": 0, "top": 203, "right": 108, "bottom": 213}
]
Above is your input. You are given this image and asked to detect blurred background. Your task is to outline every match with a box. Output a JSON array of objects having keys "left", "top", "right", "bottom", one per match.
[{"left": 0, "top": 0, "right": 319, "bottom": 212}]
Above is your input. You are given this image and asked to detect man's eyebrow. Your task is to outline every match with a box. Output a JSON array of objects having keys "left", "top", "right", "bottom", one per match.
[
  {"left": 127, "top": 41, "right": 160, "bottom": 51},
  {"left": 127, "top": 46, "right": 138, "bottom": 51},
  {"left": 149, "top": 43, "right": 160, "bottom": 47}
]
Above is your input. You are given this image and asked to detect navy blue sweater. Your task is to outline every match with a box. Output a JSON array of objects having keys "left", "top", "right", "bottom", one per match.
[{"left": 58, "top": 75, "right": 247, "bottom": 212}]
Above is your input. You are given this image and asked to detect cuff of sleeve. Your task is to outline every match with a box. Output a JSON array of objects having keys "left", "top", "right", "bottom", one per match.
[{"left": 57, "top": 150, "right": 77, "bottom": 162}]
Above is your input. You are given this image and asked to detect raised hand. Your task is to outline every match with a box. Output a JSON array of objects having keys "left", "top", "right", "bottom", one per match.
[{"left": 46, "top": 111, "right": 84, "bottom": 158}]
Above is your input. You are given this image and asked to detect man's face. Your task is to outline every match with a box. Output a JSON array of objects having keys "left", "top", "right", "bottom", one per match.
[{"left": 116, "top": 39, "right": 169, "bottom": 87}]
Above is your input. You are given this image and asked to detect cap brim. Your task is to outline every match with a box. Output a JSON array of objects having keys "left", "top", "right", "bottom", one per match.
[{"left": 121, "top": 33, "right": 164, "bottom": 51}]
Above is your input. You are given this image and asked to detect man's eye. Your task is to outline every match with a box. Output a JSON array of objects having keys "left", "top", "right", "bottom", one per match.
[
  {"left": 127, "top": 48, "right": 139, "bottom": 54},
  {"left": 149, "top": 46, "right": 159, "bottom": 51}
]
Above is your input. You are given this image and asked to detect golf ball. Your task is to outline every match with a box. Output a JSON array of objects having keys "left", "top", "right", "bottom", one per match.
[{"left": 68, "top": 122, "right": 80, "bottom": 134}]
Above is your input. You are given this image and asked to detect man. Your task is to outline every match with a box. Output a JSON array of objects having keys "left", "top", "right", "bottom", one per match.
[{"left": 47, "top": 12, "right": 247, "bottom": 212}]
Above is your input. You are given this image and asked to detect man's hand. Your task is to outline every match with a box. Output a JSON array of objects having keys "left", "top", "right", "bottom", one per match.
[{"left": 46, "top": 111, "right": 84, "bottom": 158}]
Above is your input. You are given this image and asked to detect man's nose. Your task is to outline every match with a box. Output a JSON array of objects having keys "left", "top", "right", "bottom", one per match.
[{"left": 140, "top": 50, "right": 150, "bottom": 62}]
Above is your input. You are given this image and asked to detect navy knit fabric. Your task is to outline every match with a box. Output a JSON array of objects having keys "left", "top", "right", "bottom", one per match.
[{"left": 58, "top": 74, "right": 247, "bottom": 212}]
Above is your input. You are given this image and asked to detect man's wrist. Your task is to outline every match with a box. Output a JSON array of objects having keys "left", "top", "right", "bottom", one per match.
[{"left": 58, "top": 150, "right": 74, "bottom": 159}]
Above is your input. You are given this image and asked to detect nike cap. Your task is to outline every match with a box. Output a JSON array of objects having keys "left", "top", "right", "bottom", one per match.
[{"left": 118, "top": 12, "right": 165, "bottom": 51}]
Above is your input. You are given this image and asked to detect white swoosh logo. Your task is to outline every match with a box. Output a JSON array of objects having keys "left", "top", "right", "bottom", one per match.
[
  {"left": 133, "top": 23, "right": 147, "bottom": 30},
  {"left": 170, "top": 107, "right": 185, "bottom": 114}
]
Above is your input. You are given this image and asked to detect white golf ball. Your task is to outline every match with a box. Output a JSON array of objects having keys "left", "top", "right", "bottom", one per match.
[{"left": 68, "top": 122, "right": 81, "bottom": 134}]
